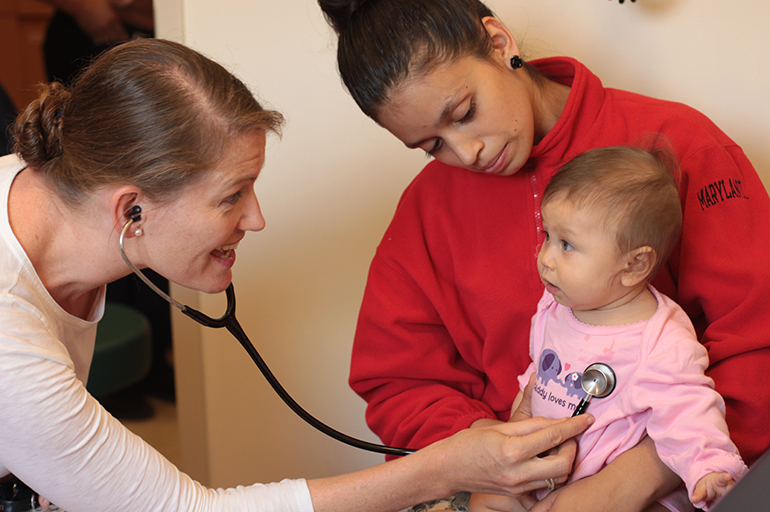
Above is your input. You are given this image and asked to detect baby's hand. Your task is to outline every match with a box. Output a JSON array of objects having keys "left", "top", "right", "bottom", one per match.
[
  {"left": 691, "top": 472, "right": 735, "bottom": 505},
  {"left": 469, "top": 492, "right": 536, "bottom": 512}
]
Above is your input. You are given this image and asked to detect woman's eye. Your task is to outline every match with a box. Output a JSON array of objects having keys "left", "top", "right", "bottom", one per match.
[
  {"left": 224, "top": 190, "right": 243, "bottom": 205},
  {"left": 425, "top": 139, "right": 443, "bottom": 157},
  {"left": 458, "top": 100, "right": 476, "bottom": 124}
]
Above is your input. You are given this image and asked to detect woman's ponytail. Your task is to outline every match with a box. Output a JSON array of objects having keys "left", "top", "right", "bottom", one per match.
[
  {"left": 12, "top": 81, "right": 70, "bottom": 170},
  {"left": 317, "top": 0, "right": 370, "bottom": 34}
]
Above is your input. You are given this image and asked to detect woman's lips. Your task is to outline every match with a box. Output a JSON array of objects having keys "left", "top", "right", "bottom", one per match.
[
  {"left": 211, "top": 242, "right": 239, "bottom": 267},
  {"left": 481, "top": 144, "right": 509, "bottom": 175}
]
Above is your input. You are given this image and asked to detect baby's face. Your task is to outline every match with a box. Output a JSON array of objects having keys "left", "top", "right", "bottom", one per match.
[{"left": 537, "top": 199, "right": 628, "bottom": 312}]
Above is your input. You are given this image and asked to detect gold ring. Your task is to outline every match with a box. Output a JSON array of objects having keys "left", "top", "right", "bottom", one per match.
[{"left": 546, "top": 478, "right": 555, "bottom": 491}]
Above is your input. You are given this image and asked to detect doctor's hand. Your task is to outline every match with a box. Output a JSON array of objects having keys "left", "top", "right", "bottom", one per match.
[{"left": 436, "top": 414, "right": 592, "bottom": 498}]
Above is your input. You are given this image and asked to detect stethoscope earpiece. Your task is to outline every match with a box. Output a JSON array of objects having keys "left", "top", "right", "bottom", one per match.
[{"left": 127, "top": 205, "right": 142, "bottom": 222}]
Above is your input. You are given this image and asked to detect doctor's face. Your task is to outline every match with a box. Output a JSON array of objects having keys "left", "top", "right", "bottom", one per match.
[{"left": 140, "top": 131, "right": 268, "bottom": 293}]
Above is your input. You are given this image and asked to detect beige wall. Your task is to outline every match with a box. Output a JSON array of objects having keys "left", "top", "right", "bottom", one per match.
[{"left": 156, "top": 0, "right": 770, "bottom": 488}]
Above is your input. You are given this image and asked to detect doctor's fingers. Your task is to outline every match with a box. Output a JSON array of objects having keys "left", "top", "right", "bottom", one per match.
[
  {"left": 503, "top": 438, "right": 578, "bottom": 496},
  {"left": 497, "top": 414, "right": 593, "bottom": 452}
]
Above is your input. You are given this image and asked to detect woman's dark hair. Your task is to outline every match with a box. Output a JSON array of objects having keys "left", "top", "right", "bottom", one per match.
[
  {"left": 318, "top": 0, "right": 497, "bottom": 119},
  {"left": 13, "top": 38, "right": 283, "bottom": 208}
]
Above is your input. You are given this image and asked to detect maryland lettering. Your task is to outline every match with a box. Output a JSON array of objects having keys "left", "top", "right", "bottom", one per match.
[{"left": 697, "top": 179, "right": 744, "bottom": 210}]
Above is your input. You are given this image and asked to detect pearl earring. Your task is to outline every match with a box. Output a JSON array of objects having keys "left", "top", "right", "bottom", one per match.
[{"left": 134, "top": 228, "right": 143, "bottom": 236}]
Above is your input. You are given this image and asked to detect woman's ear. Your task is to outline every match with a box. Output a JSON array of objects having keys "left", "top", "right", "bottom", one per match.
[
  {"left": 621, "top": 246, "right": 657, "bottom": 287},
  {"left": 481, "top": 16, "right": 520, "bottom": 67},
  {"left": 109, "top": 185, "right": 144, "bottom": 237}
]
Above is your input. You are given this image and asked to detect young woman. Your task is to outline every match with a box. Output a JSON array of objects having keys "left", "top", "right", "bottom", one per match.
[
  {"left": 318, "top": 0, "right": 770, "bottom": 510},
  {"left": 0, "top": 38, "right": 593, "bottom": 512}
]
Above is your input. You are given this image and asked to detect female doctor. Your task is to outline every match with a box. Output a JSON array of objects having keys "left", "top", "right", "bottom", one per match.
[{"left": 0, "top": 38, "right": 592, "bottom": 512}]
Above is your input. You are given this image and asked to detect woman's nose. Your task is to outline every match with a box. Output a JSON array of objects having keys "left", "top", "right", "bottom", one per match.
[
  {"left": 450, "top": 135, "right": 483, "bottom": 168},
  {"left": 241, "top": 191, "right": 266, "bottom": 232}
]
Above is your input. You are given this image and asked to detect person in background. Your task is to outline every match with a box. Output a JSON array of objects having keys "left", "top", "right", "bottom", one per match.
[
  {"left": 43, "top": 0, "right": 154, "bottom": 84},
  {"left": 469, "top": 146, "right": 747, "bottom": 512},
  {"left": 317, "top": 0, "right": 770, "bottom": 511},
  {"left": 0, "top": 37, "right": 593, "bottom": 512},
  {"left": 0, "top": 83, "right": 15, "bottom": 156}
]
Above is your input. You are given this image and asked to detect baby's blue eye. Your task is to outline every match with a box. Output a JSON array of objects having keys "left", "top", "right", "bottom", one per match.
[
  {"left": 542, "top": 230, "right": 550, "bottom": 242},
  {"left": 561, "top": 240, "right": 574, "bottom": 251}
]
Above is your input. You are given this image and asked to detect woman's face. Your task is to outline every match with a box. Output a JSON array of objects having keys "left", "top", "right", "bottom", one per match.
[
  {"left": 376, "top": 55, "right": 537, "bottom": 177},
  {"left": 138, "top": 131, "right": 268, "bottom": 293}
]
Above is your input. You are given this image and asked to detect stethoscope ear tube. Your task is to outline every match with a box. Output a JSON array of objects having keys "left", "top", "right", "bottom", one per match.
[
  {"left": 222, "top": 308, "right": 415, "bottom": 456},
  {"left": 119, "top": 218, "right": 414, "bottom": 455}
]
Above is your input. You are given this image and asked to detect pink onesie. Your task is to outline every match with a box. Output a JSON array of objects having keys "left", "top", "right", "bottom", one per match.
[{"left": 517, "top": 287, "right": 747, "bottom": 511}]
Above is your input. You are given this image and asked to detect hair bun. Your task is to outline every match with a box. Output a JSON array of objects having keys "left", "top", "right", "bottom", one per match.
[
  {"left": 13, "top": 81, "right": 71, "bottom": 168},
  {"left": 317, "top": 0, "right": 371, "bottom": 34}
]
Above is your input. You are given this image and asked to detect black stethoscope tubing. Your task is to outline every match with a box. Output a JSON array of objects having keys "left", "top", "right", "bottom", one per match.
[
  {"left": 185, "top": 284, "right": 416, "bottom": 456},
  {"left": 119, "top": 207, "right": 415, "bottom": 457}
]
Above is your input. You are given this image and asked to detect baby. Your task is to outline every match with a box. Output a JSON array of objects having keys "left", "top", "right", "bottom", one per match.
[{"left": 471, "top": 146, "right": 748, "bottom": 512}]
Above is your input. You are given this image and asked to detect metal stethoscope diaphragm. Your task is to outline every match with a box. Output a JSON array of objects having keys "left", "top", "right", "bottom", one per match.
[{"left": 572, "top": 362, "right": 617, "bottom": 417}]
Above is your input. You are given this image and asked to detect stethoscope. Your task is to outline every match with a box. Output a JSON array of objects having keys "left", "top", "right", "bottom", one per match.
[
  {"left": 119, "top": 205, "right": 415, "bottom": 456},
  {"left": 571, "top": 362, "right": 617, "bottom": 417},
  {"left": 118, "top": 206, "right": 618, "bottom": 456}
]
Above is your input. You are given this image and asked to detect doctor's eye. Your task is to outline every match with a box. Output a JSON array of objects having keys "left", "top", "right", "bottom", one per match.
[{"left": 224, "top": 190, "right": 243, "bottom": 205}]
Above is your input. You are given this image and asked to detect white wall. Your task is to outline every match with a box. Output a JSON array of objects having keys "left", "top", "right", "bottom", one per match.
[{"left": 155, "top": 0, "right": 770, "bottom": 488}]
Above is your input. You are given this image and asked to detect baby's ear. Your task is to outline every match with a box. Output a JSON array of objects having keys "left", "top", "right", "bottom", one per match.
[{"left": 621, "top": 246, "right": 656, "bottom": 287}]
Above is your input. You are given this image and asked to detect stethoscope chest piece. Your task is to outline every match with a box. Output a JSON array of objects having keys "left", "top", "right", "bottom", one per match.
[{"left": 572, "top": 362, "right": 616, "bottom": 417}]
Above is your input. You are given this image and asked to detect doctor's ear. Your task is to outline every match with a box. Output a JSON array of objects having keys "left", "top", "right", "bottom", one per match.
[
  {"left": 621, "top": 246, "right": 656, "bottom": 287},
  {"left": 110, "top": 186, "right": 145, "bottom": 236}
]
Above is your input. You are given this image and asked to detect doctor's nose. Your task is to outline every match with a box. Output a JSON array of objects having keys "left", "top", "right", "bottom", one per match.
[{"left": 240, "top": 191, "right": 266, "bottom": 232}]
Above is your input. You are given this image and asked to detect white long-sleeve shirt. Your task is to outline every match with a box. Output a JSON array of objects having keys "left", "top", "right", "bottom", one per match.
[{"left": 0, "top": 154, "right": 314, "bottom": 512}]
